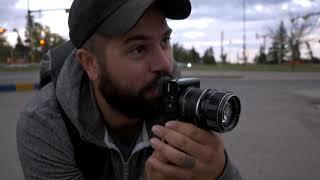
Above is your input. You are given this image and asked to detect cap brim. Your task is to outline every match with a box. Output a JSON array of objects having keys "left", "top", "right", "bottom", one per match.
[{"left": 97, "top": 0, "right": 191, "bottom": 36}]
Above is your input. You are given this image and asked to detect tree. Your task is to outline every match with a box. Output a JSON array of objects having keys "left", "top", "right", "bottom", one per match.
[
  {"left": 13, "top": 29, "right": 29, "bottom": 59},
  {"left": 202, "top": 47, "right": 216, "bottom": 64},
  {"left": 172, "top": 43, "right": 191, "bottom": 63},
  {"left": 190, "top": 47, "right": 200, "bottom": 63},
  {"left": 268, "top": 21, "right": 288, "bottom": 64},
  {"left": 172, "top": 43, "right": 201, "bottom": 63},
  {"left": 305, "top": 41, "right": 320, "bottom": 64},
  {"left": 288, "top": 14, "right": 317, "bottom": 61},
  {"left": 267, "top": 42, "right": 280, "bottom": 64},
  {"left": 254, "top": 45, "right": 267, "bottom": 64},
  {"left": 0, "top": 33, "right": 12, "bottom": 63},
  {"left": 221, "top": 53, "right": 227, "bottom": 64},
  {"left": 25, "top": 15, "right": 66, "bottom": 62}
]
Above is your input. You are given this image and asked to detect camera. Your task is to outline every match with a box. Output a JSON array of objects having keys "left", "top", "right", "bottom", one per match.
[{"left": 158, "top": 77, "right": 241, "bottom": 133}]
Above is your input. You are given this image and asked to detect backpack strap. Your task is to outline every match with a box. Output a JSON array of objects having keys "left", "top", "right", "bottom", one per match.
[{"left": 57, "top": 101, "right": 112, "bottom": 180}]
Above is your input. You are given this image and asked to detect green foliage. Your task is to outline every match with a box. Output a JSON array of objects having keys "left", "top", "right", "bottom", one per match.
[
  {"left": 25, "top": 15, "right": 66, "bottom": 62},
  {"left": 172, "top": 43, "right": 215, "bottom": 65},
  {"left": 254, "top": 45, "right": 267, "bottom": 64},
  {"left": 0, "top": 34, "right": 12, "bottom": 63},
  {"left": 266, "top": 21, "right": 289, "bottom": 64},
  {"left": 14, "top": 33, "right": 29, "bottom": 59},
  {"left": 190, "top": 47, "right": 201, "bottom": 63},
  {"left": 172, "top": 43, "right": 192, "bottom": 63},
  {"left": 202, "top": 47, "right": 216, "bottom": 64}
]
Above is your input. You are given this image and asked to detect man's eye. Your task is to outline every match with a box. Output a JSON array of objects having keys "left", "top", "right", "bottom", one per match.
[
  {"left": 129, "top": 46, "right": 145, "bottom": 57},
  {"left": 161, "top": 37, "right": 171, "bottom": 48}
]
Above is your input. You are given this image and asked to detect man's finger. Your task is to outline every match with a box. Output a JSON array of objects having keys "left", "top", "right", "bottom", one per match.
[
  {"left": 147, "top": 153, "right": 194, "bottom": 179},
  {"left": 151, "top": 125, "right": 207, "bottom": 158},
  {"left": 152, "top": 150, "right": 168, "bottom": 163},
  {"left": 164, "top": 121, "right": 222, "bottom": 146},
  {"left": 150, "top": 138, "right": 197, "bottom": 169}
]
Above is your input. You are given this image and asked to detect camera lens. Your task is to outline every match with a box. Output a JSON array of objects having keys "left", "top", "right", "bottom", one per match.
[
  {"left": 217, "top": 95, "right": 241, "bottom": 132},
  {"left": 223, "top": 102, "right": 233, "bottom": 124},
  {"left": 179, "top": 88, "right": 241, "bottom": 132}
]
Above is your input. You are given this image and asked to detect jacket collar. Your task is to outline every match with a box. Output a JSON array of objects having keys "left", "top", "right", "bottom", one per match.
[{"left": 56, "top": 51, "right": 106, "bottom": 146}]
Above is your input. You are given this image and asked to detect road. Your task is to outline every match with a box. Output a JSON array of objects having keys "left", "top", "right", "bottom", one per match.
[
  {"left": 201, "top": 78, "right": 320, "bottom": 180},
  {"left": 1, "top": 71, "right": 320, "bottom": 179},
  {"left": 0, "top": 91, "right": 35, "bottom": 180},
  {"left": 0, "top": 71, "right": 39, "bottom": 84}
]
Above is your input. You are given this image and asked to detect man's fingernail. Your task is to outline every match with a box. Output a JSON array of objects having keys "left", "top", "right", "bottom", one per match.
[
  {"left": 152, "top": 125, "right": 160, "bottom": 134},
  {"left": 150, "top": 138, "right": 159, "bottom": 148},
  {"left": 165, "top": 121, "right": 176, "bottom": 128},
  {"left": 150, "top": 138, "right": 156, "bottom": 145}
]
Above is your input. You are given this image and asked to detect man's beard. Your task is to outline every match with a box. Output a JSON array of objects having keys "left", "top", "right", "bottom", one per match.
[{"left": 99, "top": 68, "right": 177, "bottom": 120}]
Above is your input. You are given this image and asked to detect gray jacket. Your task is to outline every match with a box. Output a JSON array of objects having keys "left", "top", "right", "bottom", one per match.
[{"left": 17, "top": 47, "right": 242, "bottom": 180}]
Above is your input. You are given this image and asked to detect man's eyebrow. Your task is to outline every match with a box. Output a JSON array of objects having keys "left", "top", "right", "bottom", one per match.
[
  {"left": 123, "top": 28, "right": 173, "bottom": 44},
  {"left": 123, "top": 35, "right": 149, "bottom": 45}
]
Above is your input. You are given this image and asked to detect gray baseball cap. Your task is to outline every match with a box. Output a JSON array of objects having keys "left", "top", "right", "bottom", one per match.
[{"left": 68, "top": 0, "right": 191, "bottom": 48}]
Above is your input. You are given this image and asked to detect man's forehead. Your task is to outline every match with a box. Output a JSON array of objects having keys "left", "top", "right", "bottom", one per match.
[{"left": 120, "top": 7, "right": 169, "bottom": 39}]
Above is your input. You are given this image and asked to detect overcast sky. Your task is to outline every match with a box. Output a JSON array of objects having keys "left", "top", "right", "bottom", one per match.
[{"left": 1, "top": 0, "right": 320, "bottom": 63}]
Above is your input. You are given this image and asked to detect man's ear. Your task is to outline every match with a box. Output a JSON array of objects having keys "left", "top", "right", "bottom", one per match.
[{"left": 76, "top": 49, "right": 99, "bottom": 81}]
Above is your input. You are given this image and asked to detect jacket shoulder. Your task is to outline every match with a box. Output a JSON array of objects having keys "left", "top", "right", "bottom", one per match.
[
  {"left": 17, "top": 83, "right": 83, "bottom": 179},
  {"left": 19, "top": 83, "right": 66, "bottom": 135}
]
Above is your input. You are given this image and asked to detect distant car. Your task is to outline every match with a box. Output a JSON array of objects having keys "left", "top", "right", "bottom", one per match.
[{"left": 177, "top": 62, "right": 192, "bottom": 69}]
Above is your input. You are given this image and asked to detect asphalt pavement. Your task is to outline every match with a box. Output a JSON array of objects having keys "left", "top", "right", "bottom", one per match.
[
  {"left": 0, "top": 91, "right": 35, "bottom": 180},
  {"left": 1, "top": 70, "right": 320, "bottom": 180}
]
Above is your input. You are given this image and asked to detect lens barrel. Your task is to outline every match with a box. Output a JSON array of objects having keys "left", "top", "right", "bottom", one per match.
[{"left": 179, "top": 88, "right": 241, "bottom": 132}]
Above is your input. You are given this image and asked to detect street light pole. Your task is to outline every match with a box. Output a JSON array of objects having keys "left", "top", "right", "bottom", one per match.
[
  {"left": 242, "top": 0, "right": 247, "bottom": 64},
  {"left": 27, "top": 0, "right": 33, "bottom": 61}
]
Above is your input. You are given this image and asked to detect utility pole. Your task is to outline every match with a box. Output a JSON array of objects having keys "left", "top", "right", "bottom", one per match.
[
  {"left": 27, "top": 0, "right": 33, "bottom": 61},
  {"left": 25, "top": 0, "right": 70, "bottom": 61},
  {"left": 220, "top": 30, "right": 225, "bottom": 63},
  {"left": 242, "top": 0, "right": 247, "bottom": 64}
]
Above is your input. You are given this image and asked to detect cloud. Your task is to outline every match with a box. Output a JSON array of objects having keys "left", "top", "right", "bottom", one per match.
[
  {"left": 0, "top": 0, "right": 72, "bottom": 44},
  {"left": 1, "top": 0, "right": 320, "bottom": 62},
  {"left": 188, "top": 0, "right": 320, "bottom": 22},
  {"left": 293, "top": 0, "right": 314, "bottom": 8},
  {"left": 0, "top": 0, "right": 26, "bottom": 30}
]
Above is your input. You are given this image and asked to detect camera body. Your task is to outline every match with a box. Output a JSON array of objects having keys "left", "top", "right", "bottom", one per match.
[
  {"left": 159, "top": 77, "right": 241, "bottom": 133},
  {"left": 160, "top": 77, "right": 200, "bottom": 120}
]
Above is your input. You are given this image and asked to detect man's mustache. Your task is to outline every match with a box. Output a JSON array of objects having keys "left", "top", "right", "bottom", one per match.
[{"left": 142, "top": 72, "right": 174, "bottom": 95}]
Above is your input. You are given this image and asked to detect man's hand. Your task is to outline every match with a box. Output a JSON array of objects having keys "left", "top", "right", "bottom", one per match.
[{"left": 145, "top": 121, "right": 226, "bottom": 180}]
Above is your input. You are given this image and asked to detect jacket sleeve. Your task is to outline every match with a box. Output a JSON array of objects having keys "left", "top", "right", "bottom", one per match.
[
  {"left": 16, "top": 97, "right": 84, "bottom": 180},
  {"left": 217, "top": 151, "right": 242, "bottom": 180}
]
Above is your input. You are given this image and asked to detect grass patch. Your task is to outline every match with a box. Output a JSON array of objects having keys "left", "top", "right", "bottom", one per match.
[{"left": 189, "top": 63, "right": 320, "bottom": 72}]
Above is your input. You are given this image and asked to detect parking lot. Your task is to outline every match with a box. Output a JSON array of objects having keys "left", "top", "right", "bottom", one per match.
[{"left": 1, "top": 71, "right": 320, "bottom": 180}]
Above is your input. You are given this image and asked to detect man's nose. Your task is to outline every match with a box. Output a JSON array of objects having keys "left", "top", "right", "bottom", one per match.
[{"left": 149, "top": 47, "right": 172, "bottom": 74}]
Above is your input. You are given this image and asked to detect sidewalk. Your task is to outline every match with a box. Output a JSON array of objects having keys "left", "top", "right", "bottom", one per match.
[{"left": 0, "top": 71, "right": 39, "bottom": 92}]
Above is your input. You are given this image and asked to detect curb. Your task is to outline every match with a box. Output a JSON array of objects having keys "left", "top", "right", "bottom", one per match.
[{"left": 0, "top": 83, "right": 39, "bottom": 92}]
